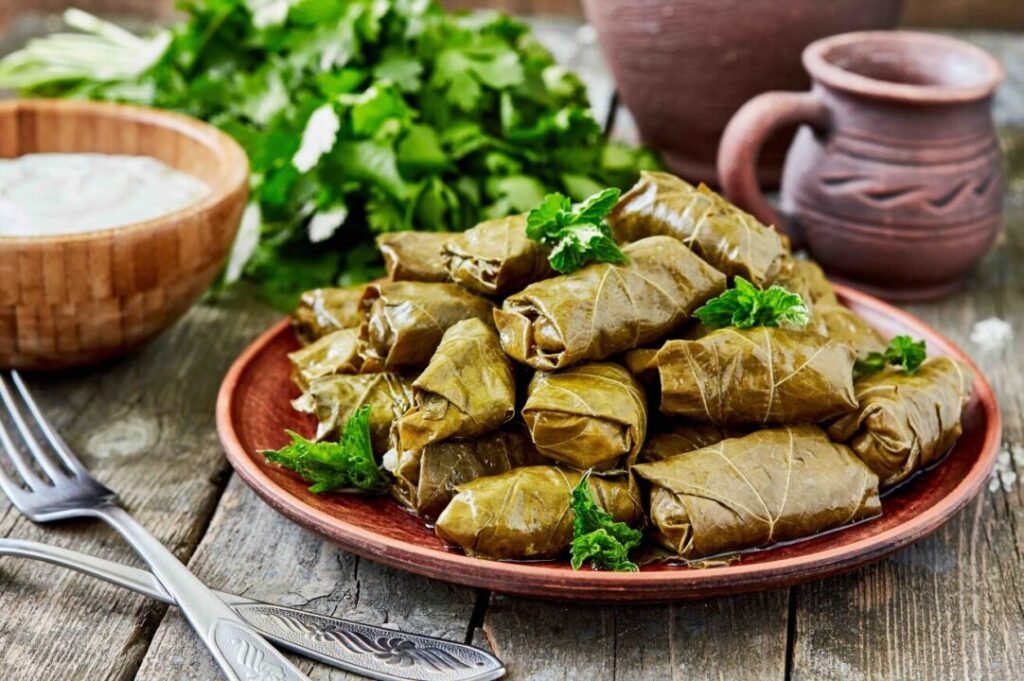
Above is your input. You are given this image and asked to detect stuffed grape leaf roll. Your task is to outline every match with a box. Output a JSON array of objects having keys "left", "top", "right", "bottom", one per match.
[
  {"left": 384, "top": 427, "right": 546, "bottom": 519},
  {"left": 522, "top": 363, "right": 647, "bottom": 470},
  {"left": 435, "top": 466, "right": 643, "bottom": 561},
  {"left": 292, "top": 373, "right": 414, "bottom": 454},
  {"left": 633, "top": 426, "right": 881, "bottom": 558},
  {"left": 288, "top": 328, "right": 361, "bottom": 389},
  {"left": 293, "top": 286, "right": 368, "bottom": 344},
  {"left": 495, "top": 236, "right": 726, "bottom": 370},
  {"left": 395, "top": 319, "right": 515, "bottom": 451},
  {"left": 608, "top": 171, "right": 788, "bottom": 286},
  {"left": 773, "top": 258, "right": 839, "bottom": 307},
  {"left": 772, "top": 258, "right": 884, "bottom": 358},
  {"left": 658, "top": 327, "right": 858, "bottom": 426},
  {"left": 828, "top": 357, "right": 972, "bottom": 488},
  {"left": 377, "top": 231, "right": 452, "bottom": 282},
  {"left": 358, "top": 282, "right": 495, "bottom": 372},
  {"left": 442, "top": 214, "right": 554, "bottom": 296},
  {"left": 639, "top": 424, "right": 737, "bottom": 463},
  {"left": 817, "top": 306, "right": 886, "bottom": 360}
]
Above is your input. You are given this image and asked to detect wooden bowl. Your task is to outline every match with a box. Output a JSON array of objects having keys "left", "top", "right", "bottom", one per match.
[
  {"left": 217, "top": 285, "right": 1001, "bottom": 602},
  {"left": 0, "top": 99, "right": 248, "bottom": 370}
]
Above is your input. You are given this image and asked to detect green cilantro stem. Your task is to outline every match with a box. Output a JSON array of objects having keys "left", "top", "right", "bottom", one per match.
[
  {"left": 693, "top": 276, "right": 809, "bottom": 330},
  {"left": 262, "top": 404, "right": 386, "bottom": 494},
  {"left": 854, "top": 335, "right": 927, "bottom": 377},
  {"left": 569, "top": 470, "right": 643, "bottom": 572},
  {"left": 526, "top": 188, "right": 627, "bottom": 274}
]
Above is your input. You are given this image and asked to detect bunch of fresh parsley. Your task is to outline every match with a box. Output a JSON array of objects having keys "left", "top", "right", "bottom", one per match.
[
  {"left": 0, "top": 1, "right": 657, "bottom": 308},
  {"left": 262, "top": 405, "right": 387, "bottom": 493},
  {"left": 569, "top": 471, "right": 643, "bottom": 572},
  {"left": 525, "top": 188, "right": 626, "bottom": 273},
  {"left": 693, "top": 276, "right": 810, "bottom": 330},
  {"left": 855, "top": 335, "right": 927, "bottom": 376}
]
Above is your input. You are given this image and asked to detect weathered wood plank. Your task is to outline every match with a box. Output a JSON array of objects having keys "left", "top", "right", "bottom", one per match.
[
  {"left": 133, "top": 476, "right": 480, "bottom": 680},
  {"left": 0, "top": 290, "right": 279, "bottom": 680},
  {"left": 476, "top": 590, "right": 789, "bottom": 680}
]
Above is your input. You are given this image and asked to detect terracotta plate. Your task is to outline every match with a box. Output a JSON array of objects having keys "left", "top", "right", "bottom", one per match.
[{"left": 217, "top": 284, "right": 1000, "bottom": 602}]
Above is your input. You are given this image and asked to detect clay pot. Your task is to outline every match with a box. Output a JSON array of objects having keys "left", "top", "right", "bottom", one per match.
[
  {"left": 582, "top": 0, "right": 904, "bottom": 187},
  {"left": 719, "top": 31, "right": 1005, "bottom": 302}
]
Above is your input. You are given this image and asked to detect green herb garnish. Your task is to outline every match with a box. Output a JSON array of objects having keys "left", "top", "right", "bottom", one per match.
[
  {"left": 854, "top": 335, "right": 927, "bottom": 377},
  {"left": 0, "top": 4, "right": 658, "bottom": 307},
  {"left": 569, "top": 470, "right": 643, "bottom": 572},
  {"left": 263, "top": 405, "right": 386, "bottom": 494},
  {"left": 526, "top": 188, "right": 627, "bottom": 273},
  {"left": 693, "top": 276, "right": 809, "bottom": 330}
]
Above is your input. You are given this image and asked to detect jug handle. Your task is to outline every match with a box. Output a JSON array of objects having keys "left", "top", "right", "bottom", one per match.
[{"left": 718, "top": 91, "right": 829, "bottom": 234}]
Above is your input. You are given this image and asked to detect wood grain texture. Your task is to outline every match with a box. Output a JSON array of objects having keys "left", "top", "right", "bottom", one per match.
[
  {"left": 476, "top": 590, "right": 790, "bottom": 680},
  {"left": 0, "top": 289, "right": 279, "bottom": 681},
  {"left": 134, "top": 476, "right": 480, "bottom": 680},
  {"left": 0, "top": 100, "right": 248, "bottom": 370}
]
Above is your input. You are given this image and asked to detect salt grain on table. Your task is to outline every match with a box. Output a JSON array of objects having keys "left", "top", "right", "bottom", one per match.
[
  {"left": 990, "top": 443, "right": 1023, "bottom": 493},
  {"left": 970, "top": 317, "right": 1013, "bottom": 352}
]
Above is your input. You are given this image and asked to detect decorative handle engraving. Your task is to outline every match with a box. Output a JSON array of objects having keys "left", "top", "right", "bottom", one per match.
[
  {"left": 212, "top": 619, "right": 307, "bottom": 681},
  {"left": 233, "top": 603, "right": 504, "bottom": 681}
]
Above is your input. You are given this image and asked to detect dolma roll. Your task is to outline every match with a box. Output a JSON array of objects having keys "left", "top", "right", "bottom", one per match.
[
  {"left": 495, "top": 236, "right": 726, "bottom": 370},
  {"left": 384, "top": 427, "right": 546, "bottom": 518},
  {"left": 608, "top": 171, "right": 788, "bottom": 286},
  {"left": 633, "top": 426, "right": 881, "bottom": 559},
  {"left": 773, "top": 258, "right": 839, "bottom": 307},
  {"left": 772, "top": 258, "right": 884, "bottom": 358},
  {"left": 435, "top": 466, "right": 643, "bottom": 561},
  {"left": 623, "top": 347, "right": 660, "bottom": 387},
  {"left": 442, "top": 214, "right": 554, "bottom": 296},
  {"left": 522, "top": 363, "right": 647, "bottom": 470},
  {"left": 639, "top": 424, "right": 736, "bottom": 463},
  {"left": 377, "top": 231, "right": 451, "bottom": 282},
  {"left": 292, "top": 373, "right": 414, "bottom": 453},
  {"left": 658, "top": 327, "right": 858, "bottom": 426},
  {"left": 395, "top": 319, "right": 515, "bottom": 451},
  {"left": 293, "top": 286, "right": 367, "bottom": 344},
  {"left": 288, "top": 328, "right": 361, "bottom": 389},
  {"left": 358, "top": 282, "right": 495, "bottom": 372},
  {"left": 828, "top": 357, "right": 972, "bottom": 488},
  {"left": 817, "top": 305, "right": 886, "bottom": 360}
]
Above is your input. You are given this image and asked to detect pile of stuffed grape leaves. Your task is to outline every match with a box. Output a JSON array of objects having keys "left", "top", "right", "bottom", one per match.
[{"left": 269, "top": 172, "right": 974, "bottom": 571}]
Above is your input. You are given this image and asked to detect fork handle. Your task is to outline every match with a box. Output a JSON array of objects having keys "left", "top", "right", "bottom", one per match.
[{"left": 96, "top": 505, "right": 310, "bottom": 681}]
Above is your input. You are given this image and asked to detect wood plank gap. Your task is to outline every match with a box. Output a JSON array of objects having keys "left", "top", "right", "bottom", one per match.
[
  {"left": 784, "top": 587, "right": 798, "bottom": 681},
  {"left": 465, "top": 589, "right": 492, "bottom": 645}
]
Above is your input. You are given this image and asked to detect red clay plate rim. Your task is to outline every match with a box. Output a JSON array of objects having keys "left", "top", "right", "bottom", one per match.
[{"left": 216, "top": 283, "right": 1001, "bottom": 601}]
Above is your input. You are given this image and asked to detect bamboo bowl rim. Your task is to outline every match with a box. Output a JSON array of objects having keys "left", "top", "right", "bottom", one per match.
[{"left": 0, "top": 98, "right": 249, "bottom": 245}]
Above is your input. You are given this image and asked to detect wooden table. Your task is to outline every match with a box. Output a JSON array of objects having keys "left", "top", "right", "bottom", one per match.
[{"left": 1, "top": 16, "right": 1023, "bottom": 681}]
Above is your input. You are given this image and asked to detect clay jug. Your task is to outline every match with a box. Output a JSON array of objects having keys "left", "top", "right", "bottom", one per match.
[{"left": 719, "top": 31, "right": 1004, "bottom": 302}]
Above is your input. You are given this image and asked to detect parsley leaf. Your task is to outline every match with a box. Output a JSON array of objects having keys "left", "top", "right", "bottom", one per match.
[
  {"left": 262, "top": 405, "right": 387, "bottom": 494},
  {"left": 569, "top": 471, "right": 643, "bottom": 572},
  {"left": 693, "top": 277, "right": 810, "bottom": 330},
  {"left": 854, "top": 335, "right": 927, "bottom": 377},
  {"left": 526, "top": 188, "right": 627, "bottom": 273}
]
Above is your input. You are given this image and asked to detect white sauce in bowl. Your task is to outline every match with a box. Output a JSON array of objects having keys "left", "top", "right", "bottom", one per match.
[{"left": 0, "top": 153, "right": 210, "bottom": 237}]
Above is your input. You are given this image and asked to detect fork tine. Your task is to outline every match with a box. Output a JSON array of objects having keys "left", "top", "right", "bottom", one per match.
[
  {"left": 0, "top": 455, "right": 30, "bottom": 503},
  {"left": 0, "top": 373, "right": 69, "bottom": 482},
  {"left": 8, "top": 371, "right": 86, "bottom": 476},
  {"left": 0, "top": 388, "right": 48, "bottom": 492}
]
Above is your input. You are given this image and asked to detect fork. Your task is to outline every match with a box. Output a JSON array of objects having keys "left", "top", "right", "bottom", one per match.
[{"left": 0, "top": 371, "right": 310, "bottom": 681}]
